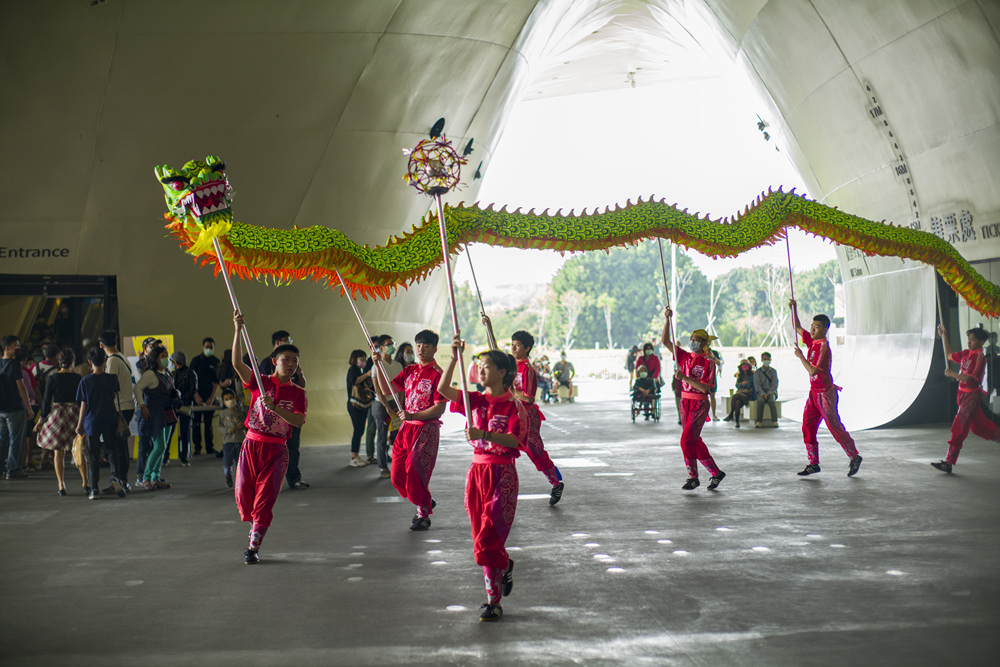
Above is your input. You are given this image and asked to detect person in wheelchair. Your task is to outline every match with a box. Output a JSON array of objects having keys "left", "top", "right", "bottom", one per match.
[{"left": 631, "top": 368, "right": 659, "bottom": 420}]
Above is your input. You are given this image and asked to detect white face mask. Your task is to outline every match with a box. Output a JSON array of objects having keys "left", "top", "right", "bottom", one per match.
[
  {"left": 224, "top": 399, "right": 237, "bottom": 408},
  {"left": 688, "top": 340, "right": 702, "bottom": 352},
  {"left": 404, "top": 353, "right": 415, "bottom": 364},
  {"left": 762, "top": 360, "right": 771, "bottom": 367}
]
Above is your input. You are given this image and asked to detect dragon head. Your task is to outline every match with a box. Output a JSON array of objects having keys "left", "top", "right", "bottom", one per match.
[{"left": 155, "top": 156, "right": 233, "bottom": 255}]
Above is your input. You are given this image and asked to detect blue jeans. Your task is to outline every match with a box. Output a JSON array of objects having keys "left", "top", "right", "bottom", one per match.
[{"left": 0, "top": 409, "right": 27, "bottom": 476}]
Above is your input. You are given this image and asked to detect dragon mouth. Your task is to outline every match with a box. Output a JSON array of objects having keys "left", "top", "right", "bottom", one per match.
[{"left": 179, "top": 180, "right": 232, "bottom": 220}]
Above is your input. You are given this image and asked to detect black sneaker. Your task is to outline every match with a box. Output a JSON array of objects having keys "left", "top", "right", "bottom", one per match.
[
  {"left": 847, "top": 455, "right": 863, "bottom": 477},
  {"left": 549, "top": 482, "right": 564, "bottom": 506},
  {"left": 797, "top": 464, "right": 821, "bottom": 476},
  {"left": 88, "top": 489, "right": 99, "bottom": 500},
  {"left": 409, "top": 517, "right": 431, "bottom": 531},
  {"left": 479, "top": 603, "right": 503, "bottom": 622},
  {"left": 291, "top": 481, "right": 310, "bottom": 490},
  {"left": 931, "top": 460, "right": 953, "bottom": 474},
  {"left": 501, "top": 559, "right": 514, "bottom": 597},
  {"left": 109, "top": 477, "right": 126, "bottom": 498},
  {"left": 225, "top": 474, "right": 234, "bottom": 489},
  {"left": 681, "top": 478, "right": 700, "bottom": 490},
  {"left": 411, "top": 498, "right": 436, "bottom": 523},
  {"left": 244, "top": 549, "right": 259, "bottom": 565},
  {"left": 707, "top": 471, "right": 726, "bottom": 490}
]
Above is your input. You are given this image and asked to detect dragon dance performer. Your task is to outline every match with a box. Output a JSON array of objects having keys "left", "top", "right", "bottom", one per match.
[
  {"left": 375, "top": 329, "right": 447, "bottom": 531},
  {"left": 482, "top": 317, "right": 564, "bottom": 504},
  {"left": 931, "top": 325, "right": 1000, "bottom": 473},
  {"left": 661, "top": 309, "right": 726, "bottom": 491},
  {"left": 789, "top": 300, "right": 862, "bottom": 477},
  {"left": 438, "top": 336, "right": 523, "bottom": 622},
  {"left": 229, "top": 312, "right": 307, "bottom": 565}
]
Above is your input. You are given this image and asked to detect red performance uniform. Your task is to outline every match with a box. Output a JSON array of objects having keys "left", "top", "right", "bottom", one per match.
[
  {"left": 392, "top": 362, "right": 447, "bottom": 516},
  {"left": 513, "top": 359, "right": 560, "bottom": 485},
  {"left": 452, "top": 391, "right": 525, "bottom": 605},
  {"left": 235, "top": 375, "right": 306, "bottom": 547},
  {"left": 676, "top": 347, "right": 721, "bottom": 479},
  {"left": 799, "top": 331, "right": 858, "bottom": 465},
  {"left": 636, "top": 353, "right": 661, "bottom": 379},
  {"left": 944, "top": 348, "right": 1000, "bottom": 465}
]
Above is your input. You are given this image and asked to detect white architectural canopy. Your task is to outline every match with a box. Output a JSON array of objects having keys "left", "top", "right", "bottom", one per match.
[{"left": 2, "top": 0, "right": 997, "bottom": 435}]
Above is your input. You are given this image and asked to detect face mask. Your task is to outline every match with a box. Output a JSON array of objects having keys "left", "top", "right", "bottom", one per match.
[
  {"left": 638, "top": 371, "right": 648, "bottom": 378},
  {"left": 762, "top": 360, "right": 771, "bottom": 367},
  {"left": 224, "top": 399, "right": 237, "bottom": 408},
  {"left": 404, "top": 353, "right": 415, "bottom": 364},
  {"left": 159, "top": 357, "right": 170, "bottom": 369},
  {"left": 385, "top": 345, "right": 396, "bottom": 356},
  {"left": 204, "top": 348, "right": 214, "bottom": 356},
  {"left": 644, "top": 350, "right": 652, "bottom": 356},
  {"left": 688, "top": 341, "right": 702, "bottom": 352}
]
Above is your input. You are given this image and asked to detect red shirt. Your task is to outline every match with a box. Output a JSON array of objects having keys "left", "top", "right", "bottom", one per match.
[
  {"left": 514, "top": 358, "right": 545, "bottom": 420},
  {"left": 243, "top": 374, "right": 307, "bottom": 444},
  {"left": 393, "top": 362, "right": 446, "bottom": 423},
  {"left": 801, "top": 331, "right": 834, "bottom": 392},
  {"left": 951, "top": 348, "right": 986, "bottom": 394},
  {"left": 636, "top": 353, "right": 661, "bottom": 379},
  {"left": 676, "top": 347, "right": 715, "bottom": 397},
  {"left": 451, "top": 390, "right": 525, "bottom": 458}
]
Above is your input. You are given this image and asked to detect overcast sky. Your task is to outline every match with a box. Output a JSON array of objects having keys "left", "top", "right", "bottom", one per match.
[{"left": 454, "top": 74, "right": 838, "bottom": 290}]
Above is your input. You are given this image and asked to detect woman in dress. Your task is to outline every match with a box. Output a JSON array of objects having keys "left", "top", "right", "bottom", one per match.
[{"left": 34, "top": 348, "right": 81, "bottom": 495}]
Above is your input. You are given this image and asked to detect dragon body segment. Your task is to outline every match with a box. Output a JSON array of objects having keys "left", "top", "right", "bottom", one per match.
[{"left": 158, "top": 159, "right": 1000, "bottom": 316}]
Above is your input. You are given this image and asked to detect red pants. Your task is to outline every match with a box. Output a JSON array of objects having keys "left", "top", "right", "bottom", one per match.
[
  {"left": 391, "top": 421, "right": 439, "bottom": 511},
  {"left": 465, "top": 459, "right": 518, "bottom": 571},
  {"left": 680, "top": 397, "right": 720, "bottom": 478},
  {"left": 802, "top": 387, "right": 858, "bottom": 465},
  {"left": 946, "top": 390, "right": 1000, "bottom": 465},
  {"left": 234, "top": 437, "right": 288, "bottom": 529},
  {"left": 521, "top": 407, "right": 556, "bottom": 472}
]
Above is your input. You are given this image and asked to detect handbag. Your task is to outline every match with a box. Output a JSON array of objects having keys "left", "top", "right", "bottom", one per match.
[
  {"left": 114, "top": 393, "right": 131, "bottom": 440},
  {"left": 72, "top": 433, "right": 86, "bottom": 469},
  {"left": 164, "top": 408, "right": 178, "bottom": 426}
]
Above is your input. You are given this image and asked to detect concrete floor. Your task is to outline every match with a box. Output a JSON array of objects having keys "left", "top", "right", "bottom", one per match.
[{"left": 2, "top": 380, "right": 998, "bottom": 666}]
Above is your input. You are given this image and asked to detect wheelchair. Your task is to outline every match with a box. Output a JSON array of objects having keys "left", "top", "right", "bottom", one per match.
[{"left": 631, "top": 388, "right": 661, "bottom": 422}]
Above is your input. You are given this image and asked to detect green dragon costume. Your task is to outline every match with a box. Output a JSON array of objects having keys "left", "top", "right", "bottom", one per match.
[{"left": 156, "top": 156, "right": 1000, "bottom": 317}]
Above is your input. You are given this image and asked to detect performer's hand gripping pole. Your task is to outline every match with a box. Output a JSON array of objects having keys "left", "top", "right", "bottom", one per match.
[
  {"left": 332, "top": 264, "right": 396, "bottom": 407},
  {"left": 435, "top": 194, "right": 473, "bottom": 424},
  {"left": 657, "top": 239, "right": 677, "bottom": 363},
  {"left": 212, "top": 237, "right": 266, "bottom": 418}
]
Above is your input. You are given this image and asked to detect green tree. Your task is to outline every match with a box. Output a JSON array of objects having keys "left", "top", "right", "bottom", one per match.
[{"left": 795, "top": 260, "right": 841, "bottom": 324}]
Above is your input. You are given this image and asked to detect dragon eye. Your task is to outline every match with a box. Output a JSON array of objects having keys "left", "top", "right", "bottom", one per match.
[{"left": 170, "top": 180, "right": 186, "bottom": 191}]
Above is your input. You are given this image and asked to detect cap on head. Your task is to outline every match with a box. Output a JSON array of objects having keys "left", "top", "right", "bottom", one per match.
[
  {"left": 170, "top": 351, "right": 187, "bottom": 365},
  {"left": 142, "top": 337, "right": 161, "bottom": 347}
]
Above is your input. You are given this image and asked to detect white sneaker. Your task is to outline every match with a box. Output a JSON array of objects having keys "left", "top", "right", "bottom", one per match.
[{"left": 349, "top": 457, "right": 368, "bottom": 467}]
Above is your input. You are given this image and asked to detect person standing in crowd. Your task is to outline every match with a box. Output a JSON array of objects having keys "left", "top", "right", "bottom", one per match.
[
  {"left": 100, "top": 330, "right": 136, "bottom": 488},
  {"left": 753, "top": 352, "right": 779, "bottom": 428},
  {"left": 722, "top": 359, "right": 755, "bottom": 428},
  {"left": 0, "top": 335, "right": 34, "bottom": 480},
  {"left": 189, "top": 336, "right": 220, "bottom": 456},
  {"left": 395, "top": 342, "right": 415, "bottom": 369},
  {"left": 635, "top": 342, "right": 661, "bottom": 383},
  {"left": 661, "top": 310, "right": 727, "bottom": 492},
  {"left": 134, "top": 345, "right": 177, "bottom": 490},
  {"left": 75, "top": 347, "right": 126, "bottom": 500},
  {"left": 218, "top": 349, "right": 240, "bottom": 403},
  {"left": 135, "top": 336, "right": 161, "bottom": 374},
  {"left": 534, "top": 355, "right": 553, "bottom": 404},
  {"left": 931, "top": 325, "right": 1000, "bottom": 473},
  {"left": 790, "top": 300, "right": 862, "bottom": 477},
  {"left": 625, "top": 345, "right": 638, "bottom": 390},
  {"left": 374, "top": 329, "right": 447, "bottom": 531},
  {"left": 170, "top": 351, "right": 197, "bottom": 467},
  {"left": 35, "top": 348, "right": 82, "bottom": 495},
  {"left": 346, "top": 349, "right": 374, "bottom": 467},
  {"left": 371, "top": 334, "right": 403, "bottom": 480},
  {"left": 259, "top": 330, "right": 308, "bottom": 489},
  {"left": 437, "top": 337, "right": 524, "bottom": 622},
  {"left": 229, "top": 312, "right": 307, "bottom": 565},
  {"left": 217, "top": 387, "right": 247, "bottom": 488},
  {"left": 363, "top": 336, "right": 379, "bottom": 465}
]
